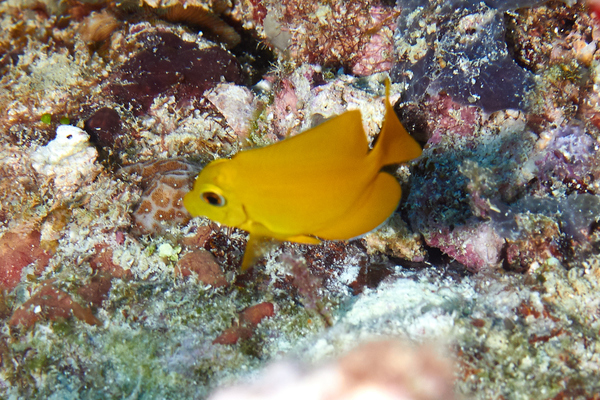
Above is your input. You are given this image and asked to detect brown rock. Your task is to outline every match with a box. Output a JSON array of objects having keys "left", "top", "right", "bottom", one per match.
[
  {"left": 77, "top": 274, "right": 113, "bottom": 308},
  {"left": 213, "top": 302, "right": 275, "bottom": 345},
  {"left": 180, "top": 225, "right": 213, "bottom": 249},
  {"left": 177, "top": 250, "right": 227, "bottom": 287},
  {"left": 240, "top": 302, "right": 275, "bottom": 326}
]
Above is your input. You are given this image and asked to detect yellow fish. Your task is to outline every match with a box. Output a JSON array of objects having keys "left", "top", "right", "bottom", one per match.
[{"left": 184, "top": 82, "right": 422, "bottom": 270}]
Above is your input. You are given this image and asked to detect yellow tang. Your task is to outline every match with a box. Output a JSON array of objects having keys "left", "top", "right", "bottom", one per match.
[{"left": 184, "top": 82, "right": 422, "bottom": 270}]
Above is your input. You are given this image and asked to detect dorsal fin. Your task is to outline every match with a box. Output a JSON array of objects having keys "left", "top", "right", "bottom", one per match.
[
  {"left": 371, "top": 81, "right": 422, "bottom": 167},
  {"left": 242, "top": 109, "right": 369, "bottom": 166}
]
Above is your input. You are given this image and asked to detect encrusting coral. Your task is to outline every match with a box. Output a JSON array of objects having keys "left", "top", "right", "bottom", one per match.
[{"left": 119, "top": 159, "right": 200, "bottom": 235}]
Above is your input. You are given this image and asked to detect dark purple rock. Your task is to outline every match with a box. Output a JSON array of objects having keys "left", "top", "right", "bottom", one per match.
[
  {"left": 392, "top": 2, "right": 534, "bottom": 113},
  {"left": 84, "top": 107, "right": 122, "bottom": 148},
  {"left": 110, "top": 32, "right": 244, "bottom": 114}
]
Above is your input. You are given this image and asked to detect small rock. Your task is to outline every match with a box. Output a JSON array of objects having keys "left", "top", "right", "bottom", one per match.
[
  {"left": 213, "top": 302, "right": 275, "bottom": 345},
  {"left": 177, "top": 249, "right": 227, "bottom": 287}
]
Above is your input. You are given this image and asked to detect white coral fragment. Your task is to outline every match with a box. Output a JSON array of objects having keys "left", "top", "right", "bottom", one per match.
[{"left": 31, "top": 125, "right": 100, "bottom": 199}]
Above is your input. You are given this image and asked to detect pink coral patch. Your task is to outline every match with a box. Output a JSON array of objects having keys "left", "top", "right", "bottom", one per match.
[
  {"left": 425, "top": 221, "right": 504, "bottom": 272},
  {"left": 424, "top": 93, "right": 482, "bottom": 146},
  {"left": 0, "top": 230, "right": 52, "bottom": 292},
  {"left": 177, "top": 249, "right": 227, "bottom": 287}
]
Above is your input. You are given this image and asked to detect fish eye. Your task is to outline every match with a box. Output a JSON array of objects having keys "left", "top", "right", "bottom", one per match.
[{"left": 202, "top": 191, "right": 226, "bottom": 207}]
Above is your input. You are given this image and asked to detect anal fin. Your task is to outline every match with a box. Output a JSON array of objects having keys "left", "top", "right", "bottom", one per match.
[{"left": 314, "top": 172, "right": 401, "bottom": 240}]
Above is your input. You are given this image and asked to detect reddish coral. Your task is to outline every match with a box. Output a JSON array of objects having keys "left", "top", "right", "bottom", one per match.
[
  {"left": 0, "top": 229, "right": 52, "bottom": 292},
  {"left": 272, "top": 0, "right": 398, "bottom": 73},
  {"left": 180, "top": 225, "right": 213, "bottom": 249},
  {"left": 89, "top": 244, "right": 131, "bottom": 279},
  {"left": 213, "top": 302, "right": 274, "bottom": 345},
  {"left": 76, "top": 243, "right": 132, "bottom": 308},
  {"left": 77, "top": 275, "right": 113, "bottom": 308},
  {"left": 239, "top": 302, "right": 274, "bottom": 325},
  {"left": 271, "top": 77, "right": 300, "bottom": 139},
  {"left": 9, "top": 284, "right": 100, "bottom": 329},
  {"left": 400, "top": 93, "right": 483, "bottom": 146},
  {"left": 176, "top": 249, "right": 227, "bottom": 287},
  {"left": 425, "top": 221, "right": 504, "bottom": 272},
  {"left": 350, "top": 7, "right": 398, "bottom": 76}
]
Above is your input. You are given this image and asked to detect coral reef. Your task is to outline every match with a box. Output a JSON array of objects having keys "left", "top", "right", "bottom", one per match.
[
  {"left": 0, "top": 0, "right": 599, "bottom": 399},
  {"left": 241, "top": 0, "right": 399, "bottom": 76},
  {"left": 109, "top": 31, "right": 244, "bottom": 115}
]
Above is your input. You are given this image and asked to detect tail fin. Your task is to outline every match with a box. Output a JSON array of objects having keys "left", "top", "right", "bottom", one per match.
[{"left": 372, "top": 80, "right": 422, "bottom": 167}]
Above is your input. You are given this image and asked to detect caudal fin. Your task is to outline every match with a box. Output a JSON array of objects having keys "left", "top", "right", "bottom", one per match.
[{"left": 372, "top": 81, "right": 422, "bottom": 167}]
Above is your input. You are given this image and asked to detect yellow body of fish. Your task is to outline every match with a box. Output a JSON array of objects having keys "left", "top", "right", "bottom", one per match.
[{"left": 184, "top": 83, "right": 422, "bottom": 270}]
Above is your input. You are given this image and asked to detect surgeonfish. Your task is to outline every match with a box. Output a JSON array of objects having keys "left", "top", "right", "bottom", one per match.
[{"left": 184, "top": 82, "right": 422, "bottom": 270}]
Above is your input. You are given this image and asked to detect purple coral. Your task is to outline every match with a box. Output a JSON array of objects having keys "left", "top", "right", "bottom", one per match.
[
  {"left": 532, "top": 124, "right": 599, "bottom": 194},
  {"left": 84, "top": 107, "right": 122, "bottom": 149}
]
